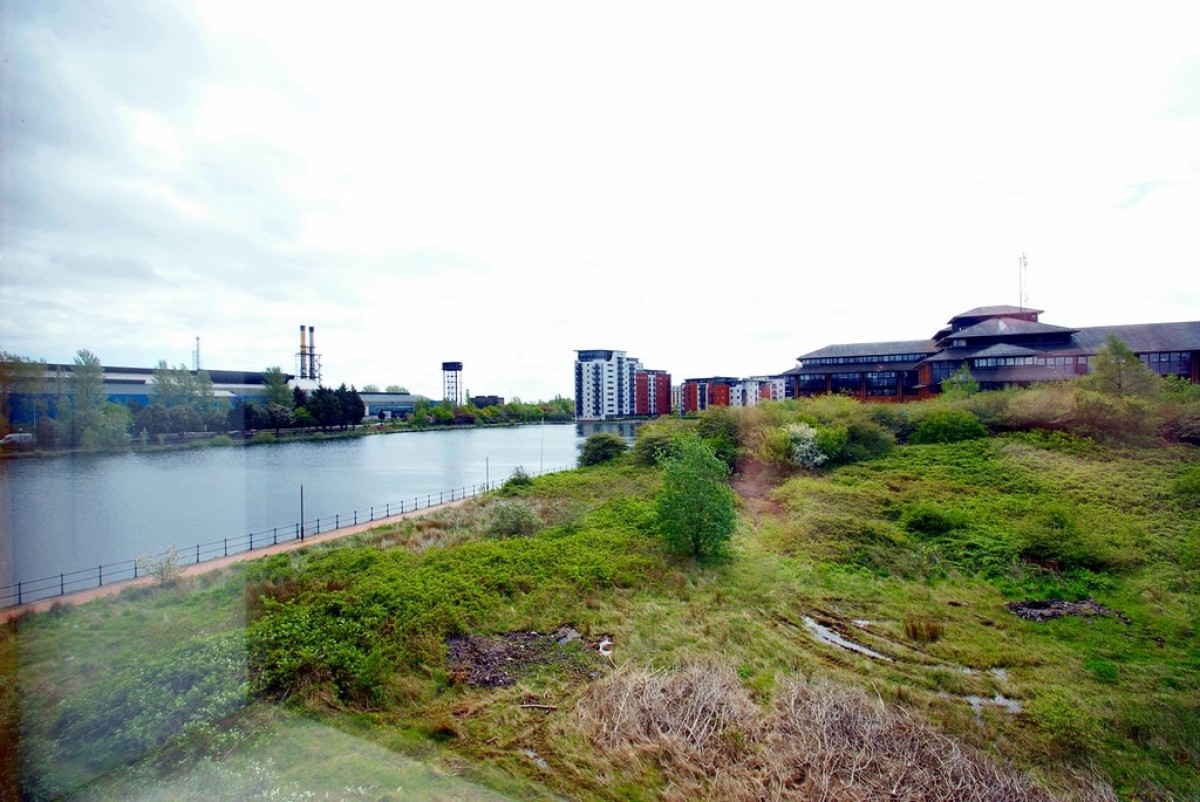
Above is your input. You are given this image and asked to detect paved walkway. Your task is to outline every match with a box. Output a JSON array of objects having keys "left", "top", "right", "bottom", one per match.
[{"left": 1, "top": 497, "right": 471, "bottom": 622}]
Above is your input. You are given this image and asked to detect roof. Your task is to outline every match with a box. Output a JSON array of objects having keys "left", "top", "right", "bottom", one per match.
[
  {"left": 949, "top": 305, "right": 1043, "bottom": 322},
  {"left": 1073, "top": 321, "right": 1200, "bottom": 353},
  {"left": 949, "top": 318, "right": 1077, "bottom": 340},
  {"left": 788, "top": 360, "right": 927, "bottom": 376},
  {"left": 797, "top": 339, "right": 936, "bottom": 361}
]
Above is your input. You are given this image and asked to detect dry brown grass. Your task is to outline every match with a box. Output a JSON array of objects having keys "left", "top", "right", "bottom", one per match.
[{"left": 573, "top": 664, "right": 1114, "bottom": 802}]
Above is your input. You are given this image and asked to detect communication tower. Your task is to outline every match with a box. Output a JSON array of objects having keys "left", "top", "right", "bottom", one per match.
[
  {"left": 442, "top": 362, "right": 463, "bottom": 406},
  {"left": 1019, "top": 252, "right": 1029, "bottom": 312}
]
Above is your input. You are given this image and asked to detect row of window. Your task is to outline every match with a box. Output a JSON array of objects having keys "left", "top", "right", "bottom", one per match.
[
  {"left": 805, "top": 353, "right": 928, "bottom": 367},
  {"left": 972, "top": 355, "right": 1090, "bottom": 368}
]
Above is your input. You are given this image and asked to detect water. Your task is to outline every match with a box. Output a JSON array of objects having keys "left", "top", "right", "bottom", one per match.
[{"left": 0, "top": 424, "right": 602, "bottom": 595}]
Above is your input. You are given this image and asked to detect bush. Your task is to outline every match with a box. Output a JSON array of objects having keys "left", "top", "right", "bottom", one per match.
[
  {"left": 786, "top": 423, "right": 827, "bottom": 469},
  {"left": 1071, "top": 388, "right": 1160, "bottom": 443},
  {"left": 1173, "top": 466, "right": 1200, "bottom": 506},
  {"left": 209, "top": 434, "right": 234, "bottom": 447},
  {"left": 501, "top": 466, "right": 534, "bottom": 494},
  {"left": 579, "top": 432, "right": 628, "bottom": 467},
  {"left": 631, "top": 421, "right": 683, "bottom": 465},
  {"left": 908, "top": 409, "right": 987, "bottom": 444},
  {"left": 900, "top": 503, "right": 967, "bottom": 538},
  {"left": 136, "top": 545, "right": 182, "bottom": 584},
  {"left": 489, "top": 500, "right": 541, "bottom": 537},
  {"left": 249, "top": 432, "right": 276, "bottom": 445}
]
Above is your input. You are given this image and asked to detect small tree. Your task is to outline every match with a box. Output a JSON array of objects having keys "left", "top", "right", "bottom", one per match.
[
  {"left": 655, "top": 433, "right": 737, "bottom": 559},
  {"left": 1082, "top": 335, "right": 1159, "bottom": 398},
  {"left": 579, "top": 432, "right": 628, "bottom": 466},
  {"left": 940, "top": 362, "right": 979, "bottom": 399},
  {"left": 261, "top": 367, "right": 293, "bottom": 407}
]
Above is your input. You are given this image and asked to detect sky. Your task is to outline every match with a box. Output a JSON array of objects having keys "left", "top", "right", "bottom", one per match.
[{"left": 2, "top": 1, "right": 1199, "bottom": 401}]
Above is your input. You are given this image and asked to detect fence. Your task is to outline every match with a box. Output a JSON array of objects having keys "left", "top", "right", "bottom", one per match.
[{"left": 1, "top": 463, "right": 573, "bottom": 609}]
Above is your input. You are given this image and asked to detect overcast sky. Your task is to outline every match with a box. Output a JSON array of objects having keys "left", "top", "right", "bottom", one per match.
[{"left": 2, "top": 2, "right": 1198, "bottom": 400}]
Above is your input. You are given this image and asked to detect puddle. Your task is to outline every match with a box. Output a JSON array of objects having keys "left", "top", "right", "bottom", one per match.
[
  {"left": 518, "top": 748, "right": 550, "bottom": 771},
  {"left": 955, "top": 667, "right": 1010, "bottom": 681},
  {"left": 803, "top": 616, "right": 891, "bottom": 661},
  {"left": 941, "top": 692, "right": 1022, "bottom": 722}
]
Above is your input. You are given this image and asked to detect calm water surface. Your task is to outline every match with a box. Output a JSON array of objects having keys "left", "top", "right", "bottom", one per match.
[{"left": 0, "top": 424, "right": 628, "bottom": 590}]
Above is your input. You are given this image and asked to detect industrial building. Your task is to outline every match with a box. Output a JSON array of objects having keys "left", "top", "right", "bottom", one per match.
[{"left": 3, "top": 364, "right": 285, "bottom": 426}]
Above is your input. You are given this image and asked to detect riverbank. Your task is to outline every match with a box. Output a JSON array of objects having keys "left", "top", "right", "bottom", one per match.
[{"left": 0, "top": 495, "right": 470, "bottom": 622}]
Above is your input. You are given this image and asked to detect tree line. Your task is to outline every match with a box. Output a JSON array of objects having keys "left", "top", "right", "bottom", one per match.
[{"left": 1, "top": 350, "right": 576, "bottom": 451}]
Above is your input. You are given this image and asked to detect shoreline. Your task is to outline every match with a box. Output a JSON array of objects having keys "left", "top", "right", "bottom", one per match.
[{"left": 1, "top": 495, "right": 471, "bottom": 623}]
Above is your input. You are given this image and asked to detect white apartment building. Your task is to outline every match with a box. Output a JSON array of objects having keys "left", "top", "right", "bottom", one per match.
[{"left": 574, "top": 350, "right": 641, "bottom": 420}]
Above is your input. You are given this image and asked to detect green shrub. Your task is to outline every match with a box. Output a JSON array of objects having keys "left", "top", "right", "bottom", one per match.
[
  {"left": 208, "top": 434, "right": 234, "bottom": 447},
  {"left": 489, "top": 500, "right": 541, "bottom": 538},
  {"left": 579, "top": 432, "right": 628, "bottom": 467},
  {"left": 1161, "top": 402, "right": 1200, "bottom": 445},
  {"left": 249, "top": 432, "right": 276, "bottom": 445},
  {"left": 1072, "top": 388, "right": 1160, "bottom": 443},
  {"left": 900, "top": 503, "right": 967, "bottom": 538},
  {"left": 908, "top": 408, "right": 987, "bottom": 444},
  {"left": 500, "top": 466, "right": 534, "bottom": 494},
  {"left": 1173, "top": 466, "right": 1200, "bottom": 506},
  {"left": 631, "top": 421, "right": 684, "bottom": 465},
  {"left": 1016, "top": 504, "right": 1114, "bottom": 573}
]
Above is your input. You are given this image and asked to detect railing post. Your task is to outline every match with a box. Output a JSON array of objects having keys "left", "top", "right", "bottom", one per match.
[
  {"left": 16, "top": 582, "right": 21, "bottom": 606},
  {"left": 224, "top": 538, "right": 228, "bottom": 557},
  {"left": 249, "top": 532, "right": 254, "bottom": 550},
  {"left": 98, "top": 565, "right": 103, "bottom": 586},
  {"left": 336, "top": 514, "right": 339, "bottom": 529},
  {"left": 273, "top": 527, "right": 278, "bottom": 545},
  {"left": 370, "top": 506, "right": 374, "bottom": 522},
  {"left": 354, "top": 511, "right": 357, "bottom": 526},
  {"left": 196, "top": 544, "right": 200, "bottom": 563},
  {"left": 133, "top": 561, "right": 138, "bottom": 579},
  {"left": 60, "top": 573, "right": 65, "bottom": 595}
]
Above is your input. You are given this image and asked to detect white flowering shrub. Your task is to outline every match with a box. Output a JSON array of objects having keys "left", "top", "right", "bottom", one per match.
[{"left": 787, "top": 423, "right": 828, "bottom": 469}]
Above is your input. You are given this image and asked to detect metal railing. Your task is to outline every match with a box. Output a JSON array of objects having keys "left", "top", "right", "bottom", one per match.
[{"left": 1, "top": 463, "right": 573, "bottom": 609}]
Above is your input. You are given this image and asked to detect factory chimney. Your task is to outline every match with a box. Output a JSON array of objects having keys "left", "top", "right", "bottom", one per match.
[
  {"left": 308, "top": 326, "right": 316, "bottom": 380},
  {"left": 299, "top": 325, "right": 308, "bottom": 379}
]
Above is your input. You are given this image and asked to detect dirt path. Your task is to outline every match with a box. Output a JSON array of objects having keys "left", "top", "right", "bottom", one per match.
[{"left": 1, "top": 497, "right": 472, "bottom": 622}]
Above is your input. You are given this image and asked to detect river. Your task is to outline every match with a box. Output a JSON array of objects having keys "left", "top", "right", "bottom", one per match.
[{"left": 0, "top": 423, "right": 638, "bottom": 601}]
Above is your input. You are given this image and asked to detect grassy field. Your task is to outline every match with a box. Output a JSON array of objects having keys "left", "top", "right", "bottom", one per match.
[{"left": 4, "top": 389, "right": 1199, "bottom": 801}]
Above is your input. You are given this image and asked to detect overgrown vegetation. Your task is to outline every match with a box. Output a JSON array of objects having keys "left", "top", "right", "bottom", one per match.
[{"left": 6, "top": 377, "right": 1200, "bottom": 801}]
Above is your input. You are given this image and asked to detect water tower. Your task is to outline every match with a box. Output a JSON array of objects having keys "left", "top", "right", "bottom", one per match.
[{"left": 442, "top": 362, "right": 463, "bottom": 406}]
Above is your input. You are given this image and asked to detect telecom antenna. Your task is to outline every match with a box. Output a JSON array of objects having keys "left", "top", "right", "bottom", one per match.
[
  {"left": 194, "top": 336, "right": 201, "bottom": 372},
  {"left": 1018, "top": 252, "right": 1029, "bottom": 312}
]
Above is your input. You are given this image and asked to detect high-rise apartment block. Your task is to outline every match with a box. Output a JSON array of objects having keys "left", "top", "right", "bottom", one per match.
[{"left": 574, "top": 350, "right": 675, "bottom": 420}]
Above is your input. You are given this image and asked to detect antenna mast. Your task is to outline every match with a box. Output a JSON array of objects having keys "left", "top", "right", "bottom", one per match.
[
  {"left": 194, "top": 336, "right": 201, "bottom": 372},
  {"left": 1018, "top": 252, "right": 1029, "bottom": 312}
]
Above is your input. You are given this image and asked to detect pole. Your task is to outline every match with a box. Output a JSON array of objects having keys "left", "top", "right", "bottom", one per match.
[
  {"left": 486, "top": 457, "right": 490, "bottom": 489},
  {"left": 540, "top": 415, "right": 545, "bottom": 473},
  {"left": 300, "top": 484, "right": 305, "bottom": 541}
]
